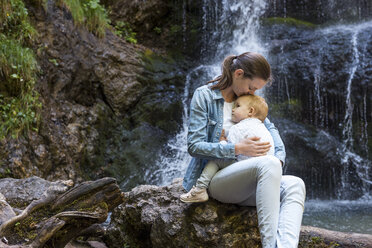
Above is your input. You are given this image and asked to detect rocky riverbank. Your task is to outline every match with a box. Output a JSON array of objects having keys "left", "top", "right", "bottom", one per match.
[{"left": 105, "top": 178, "right": 372, "bottom": 248}]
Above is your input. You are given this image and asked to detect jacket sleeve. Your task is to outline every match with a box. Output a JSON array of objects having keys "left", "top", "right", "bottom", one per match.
[
  {"left": 264, "top": 118, "right": 286, "bottom": 166},
  {"left": 187, "top": 89, "right": 236, "bottom": 160}
]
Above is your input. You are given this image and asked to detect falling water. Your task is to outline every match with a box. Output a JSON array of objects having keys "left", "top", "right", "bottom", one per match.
[
  {"left": 152, "top": 65, "right": 220, "bottom": 185},
  {"left": 150, "top": 0, "right": 372, "bottom": 234},
  {"left": 313, "top": 68, "right": 323, "bottom": 127},
  {"left": 342, "top": 31, "right": 359, "bottom": 151},
  {"left": 182, "top": 0, "right": 187, "bottom": 49},
  {"left": 154, "top": 0, "right": 269, "bottom": 185},
  {"left": 361, "top": 92, "right": 369, "bottom": 157}
]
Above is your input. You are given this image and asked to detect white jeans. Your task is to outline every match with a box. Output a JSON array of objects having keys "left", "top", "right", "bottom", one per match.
[{"left": 208, "top": 155, "right": 306, "bottom": 248}]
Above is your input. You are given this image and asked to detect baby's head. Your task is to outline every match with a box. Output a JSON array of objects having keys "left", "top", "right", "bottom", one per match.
[{"left": 231, "top": 95, "right": 268, "bottom": 123}]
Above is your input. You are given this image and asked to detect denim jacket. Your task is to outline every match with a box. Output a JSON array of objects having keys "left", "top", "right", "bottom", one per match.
[{"left": 182, "top": 84, "right": 286, "bottom": 191}]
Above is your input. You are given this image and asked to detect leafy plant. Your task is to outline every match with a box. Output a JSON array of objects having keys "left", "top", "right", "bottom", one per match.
[
  {"left": 153, "top": 27, "right": 161, "bottom": 35},
  {"left": 113, "top": 21, "right": 137, "bottom": 44},
  {"left": 0, "top": 0, "right": 37, "bottom": 44}
]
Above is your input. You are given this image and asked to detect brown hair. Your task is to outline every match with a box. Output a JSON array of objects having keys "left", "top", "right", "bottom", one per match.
[
  {"left": 236, "top": 94, "right": 268, "bottom": 122},
  {"left": 208, "top": 52, "right": 272, "bottom": 90}
]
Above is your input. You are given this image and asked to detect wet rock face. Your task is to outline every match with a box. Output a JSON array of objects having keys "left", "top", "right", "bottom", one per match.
[
  {"left": 105, "top": 178, "right": 262, "bottom": 248},
  {"left": 265, "top": 0, "right": 372, "bottom": 24},
  {"left": 262, "top": 21, "right": 372, "bottom": 198},
  {"left": 262, "top": 21, "right": 372, "bottom": 159},
  {"left": 274, "top": 118, "right": 370, "bottom": 200}
]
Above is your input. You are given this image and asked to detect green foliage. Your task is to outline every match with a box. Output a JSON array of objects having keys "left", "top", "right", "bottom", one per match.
[
  {"left": 0, "top": 38, "right": 38, "bottom": 96},
  {"left": 48, "top": 58, "right": 59, "bottom": 66},
  {"left": 153, "top": 26, "right": 161, "bottom": 35},
  {"left": 59, "top": 0, "right": 110, "bottom": 38},
  {"left": 113, "top": 21, "right": 137, "bottom": 44},
  {"left": 0, "top": 0, "right": 37, "bottom": 44},
  {"left": 0, "top": 91, "right": 41, "bottom": 139},
  {"left": 0, "top": 0, "right": 41, "bottom": 139}
]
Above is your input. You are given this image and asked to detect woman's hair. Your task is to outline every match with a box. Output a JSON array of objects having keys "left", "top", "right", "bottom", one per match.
[{"left": 208, "top": 52, "right": 272, "bottom": 90}]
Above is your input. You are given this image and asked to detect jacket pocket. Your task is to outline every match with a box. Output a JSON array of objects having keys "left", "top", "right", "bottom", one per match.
[
  {"left": 208, "top": 118, "right": 217, "bottom": 126},
  {"left": 207, "top": 118, "right": 217, "bottom": 140}
]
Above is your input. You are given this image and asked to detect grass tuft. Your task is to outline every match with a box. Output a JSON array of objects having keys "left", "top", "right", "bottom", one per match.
[
  {"left": 58, "top": 0, "right": 110, "bottom": 38},
  {"left": 0, "top": 0, "right": 41, "bottom": 139}
]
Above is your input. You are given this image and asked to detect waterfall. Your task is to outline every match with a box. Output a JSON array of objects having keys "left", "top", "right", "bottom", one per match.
[
  {"left": 150, "top": 65, "right": 219, "bottom": 186},
  {"left": 321, "top": 22, "right": 372, "bottom": 198},
  {"left": 146, "top": 0, "right": 372, "bottom": 234},
  {"left": 153, "top": 0, "right": 269, "bottom": 186}
]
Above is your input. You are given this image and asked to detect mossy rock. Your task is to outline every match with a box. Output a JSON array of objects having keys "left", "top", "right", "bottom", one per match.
[{"left": 262, "top": 17, "right": 317, "bottom": 28}]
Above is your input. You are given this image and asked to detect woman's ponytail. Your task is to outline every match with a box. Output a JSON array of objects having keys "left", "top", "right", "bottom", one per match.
[{"left": 208, "top": 55, "right": 237, "bottom": 90}]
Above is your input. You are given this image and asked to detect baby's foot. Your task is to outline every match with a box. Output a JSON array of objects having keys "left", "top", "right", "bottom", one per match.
[{"left": 180, "top": 186, "right": 208, "bottom": 203}]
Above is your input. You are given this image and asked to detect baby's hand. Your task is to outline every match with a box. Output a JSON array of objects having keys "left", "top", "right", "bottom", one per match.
[{"left": 219, "top": 129, "right": 227, "bottom": 142}]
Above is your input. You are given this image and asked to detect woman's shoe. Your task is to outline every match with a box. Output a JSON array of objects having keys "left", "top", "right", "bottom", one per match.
[{"left": 180, "top": 186, "right": 209, "bottom": 203}]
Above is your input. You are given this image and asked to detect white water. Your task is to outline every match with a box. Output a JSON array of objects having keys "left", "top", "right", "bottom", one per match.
[
  {"left": 147, "top": 0, "right": 372, "bottom": 236},
  {"left": 152, "top": 65, "right": 219, "bottom": 185},
  {"left": 326, "top": 22, "right": 372, "bottom": 195},
  {"left": 153, "top": 0, "right": 269, "bottom": 186}
]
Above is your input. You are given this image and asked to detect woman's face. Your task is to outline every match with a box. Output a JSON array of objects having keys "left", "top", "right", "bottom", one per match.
[{"left": 231, "top": 69, "right": 267, "bottom": 96}]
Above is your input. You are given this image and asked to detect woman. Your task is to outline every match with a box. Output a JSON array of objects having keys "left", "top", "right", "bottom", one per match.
[{"left": 182, "top": 52, "right": 306, "bottom": 248}]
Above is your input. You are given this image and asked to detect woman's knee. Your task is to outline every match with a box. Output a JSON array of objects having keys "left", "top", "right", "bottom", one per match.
[
  {"left": 257, "top": 155, "right": 282, "bottom": 180},
  {"left": 282, "top": 176, "right": 306, "bottom": 201}
]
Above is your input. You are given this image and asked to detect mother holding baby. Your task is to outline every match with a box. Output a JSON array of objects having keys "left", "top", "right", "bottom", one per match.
[{"left": 182, "top": 52, "right": 306, "bottom": 248}]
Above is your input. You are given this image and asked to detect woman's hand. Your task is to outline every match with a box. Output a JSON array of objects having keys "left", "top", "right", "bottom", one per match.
[
  {"left": 219, "top": 129, "right": 227, "bottom": 142},
  {"left": 235, "top": 136, "right": 271, "bottom": 157}
]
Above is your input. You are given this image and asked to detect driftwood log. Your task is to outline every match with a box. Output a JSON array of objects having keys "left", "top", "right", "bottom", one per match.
[{"left": 0, "top": 177, "right": 124, "bottom": 247}]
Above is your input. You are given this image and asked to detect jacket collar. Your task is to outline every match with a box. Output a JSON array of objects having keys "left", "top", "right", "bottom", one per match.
[
  {"left": 212, "top": 88, "right": 224, "bottom": 100},
  {"left": 208, "top": 82, "right": 224, "bottom": 100}
]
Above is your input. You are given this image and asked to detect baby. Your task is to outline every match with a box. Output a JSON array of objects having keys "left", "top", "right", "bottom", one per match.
[{"left": 180, "top": 94, "right": 274, "bottom": 203}]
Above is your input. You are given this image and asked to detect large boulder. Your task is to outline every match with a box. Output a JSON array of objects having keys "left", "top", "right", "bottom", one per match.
[
  {"left": 0, "top": 0, "right": 187, "bottom": 190},
  {"left": 105, "top": 179, "right": 372, "bottom": 248}
]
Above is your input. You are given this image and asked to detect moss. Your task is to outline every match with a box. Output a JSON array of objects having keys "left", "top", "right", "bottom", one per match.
[
  {"left": 141, "top": 49, "right": 176, "bottom": 73},
  {"left": 270, "top": 98, "right": 303, "bottom": 120},
  {"left": 262, "top": 17, "right": 317, "bottom": 28},
  {"left": 13, "top": 214, "right": 42, "bottom": 242},
  {"left": 299, "top": 236, "right": 340, "bottom": 248}
]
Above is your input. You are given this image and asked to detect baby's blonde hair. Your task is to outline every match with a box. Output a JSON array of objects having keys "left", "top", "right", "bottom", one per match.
[{"left": 236, "top": 94, "right": 268, "bottom": 122}]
